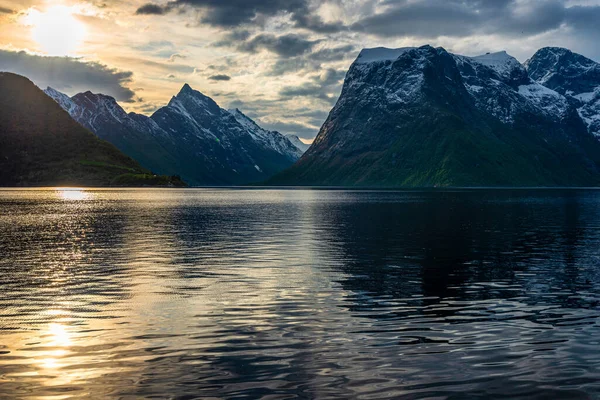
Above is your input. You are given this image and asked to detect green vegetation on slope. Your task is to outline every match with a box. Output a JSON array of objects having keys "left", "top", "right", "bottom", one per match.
[{"left": 0, "top": 72, "right": 186, "bottom": 187}]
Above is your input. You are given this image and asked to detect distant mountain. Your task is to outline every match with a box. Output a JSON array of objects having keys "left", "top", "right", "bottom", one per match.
[
  {"left": 285, "top": 134, "right": 310, "bottom": 153},
  {"left": 228, "top": 108, "right": 303, "bottom": 160},
  {"left": 269, "top": 45, "right": 600, "bottom": 187},
  {"left": 526, "top": 47, "right": 600, "bottom": 139},
  {"left": 46, "top": 85, "right": 306, "bottom": 186},
  {"left": 0, "top": 72, "right": 183, "bottom": 187}
]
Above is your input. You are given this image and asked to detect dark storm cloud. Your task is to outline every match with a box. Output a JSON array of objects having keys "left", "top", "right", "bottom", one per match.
[
  {"left": 0, "top": 50, "right": 136, "bottom": 101},
  {"left": 208, "top": 74, "right": 231, "bottom": 81},
  {"left": 237, "top": 34, "right": 321, "bottom": 57}
]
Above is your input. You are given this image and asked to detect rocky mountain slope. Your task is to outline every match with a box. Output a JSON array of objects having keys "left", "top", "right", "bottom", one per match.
[
  {"left": 269, "top": 45, "right": 600, "bottom": 187},
  {"left": 45, "top": 84, "right": 306, "bottom": 186},
  {"left": 0, "top": 72, "right": 184, "bottom": 187},
  {"left": 228, "top": 108, "right": 304, "bottom": 160},
  {"left": 526, "top": 47, "right": 600, "bottom": 139}
]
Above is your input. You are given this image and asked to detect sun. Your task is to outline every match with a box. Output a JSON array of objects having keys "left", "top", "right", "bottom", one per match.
[{"left": 25, "top": 5, "right": 86, "bottom": 56}]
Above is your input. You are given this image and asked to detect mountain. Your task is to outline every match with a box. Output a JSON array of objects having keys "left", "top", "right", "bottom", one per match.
[
  {"left": 45, "top": 85, "right": 305, "bottom": 186},
  {"left": 269, "top": 45, "right": 600, "bottom": 187},
  {"left": 526, "top": 47, "right": 600, "bottom": 139},
  {"left": 44, "top": 89, "right": 183, "bottom": 178},
  {"left": 285, "top": 134, "right": 310, "bottom": 153},
  {"left": 228, "top": 108, "right": 303, "bottom": 160},
  {"left": 0, "top": 72, "right": 184, "bottom": 187}
]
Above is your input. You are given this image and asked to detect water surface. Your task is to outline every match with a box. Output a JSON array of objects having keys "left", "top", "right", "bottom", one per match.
[{"left": 1, "top": 188, "right": 600, "bottom": 399}]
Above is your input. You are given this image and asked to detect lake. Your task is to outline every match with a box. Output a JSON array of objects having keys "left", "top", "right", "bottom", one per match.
[{"left": 1, "top": 188, "right": 600, "bottom": 399}]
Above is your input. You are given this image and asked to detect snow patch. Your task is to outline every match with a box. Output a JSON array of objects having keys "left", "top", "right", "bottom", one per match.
[
  {"left": 518, "top": 83, "right": 569, "bottom": 117},
  {"left": 470, "top": 51, "right": 522, "bottom": 79},
  {"left": 574, "top": 88, "right": 599, "bottom": 103},
  {"left": 355, "top": 47, "right": 415, "bottom": 64}
]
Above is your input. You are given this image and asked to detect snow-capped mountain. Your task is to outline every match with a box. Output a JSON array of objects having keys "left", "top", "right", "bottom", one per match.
[
  {"left": 285, "top": 134, "right": 310, "bottom": 153},
  {"left": 45, "top": 84, "right": 303, "bottom": 185},
  {"left": 526, "top": 47, "right": 600, "bottom": 139},
  {"left": 228, "top": 108, "right": 304, "bottom": 160},
  {"left": 270, "top": 45, "right": 600, "bottom": 187},
  {"left": 44, "top": 87, "right": 81, "bottom": 116}
]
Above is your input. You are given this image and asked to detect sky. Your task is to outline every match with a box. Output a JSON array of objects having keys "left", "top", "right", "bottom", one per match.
[{"left": 1, "top": 0, "right": 600, "bottom": 141}]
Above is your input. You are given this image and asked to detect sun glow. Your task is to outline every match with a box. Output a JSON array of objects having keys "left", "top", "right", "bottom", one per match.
[
  {"left": 56, "top": 188, "right": 91, "bottom": 201},
  {"left": 24, "top": 5, "right": 86, "bottom": 56}
]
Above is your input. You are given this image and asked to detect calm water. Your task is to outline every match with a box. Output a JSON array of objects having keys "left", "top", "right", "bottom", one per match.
[{"left": 1, "top": 188, "right": 600, "bottom": 399}]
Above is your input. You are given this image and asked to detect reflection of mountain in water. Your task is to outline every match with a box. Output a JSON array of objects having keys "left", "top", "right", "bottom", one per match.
[
  {"left": 315, "top": 190, "right": 600, "bottom": 315},
  {"left": 1, "top": 189, "right": 600, "bottom": 399}
]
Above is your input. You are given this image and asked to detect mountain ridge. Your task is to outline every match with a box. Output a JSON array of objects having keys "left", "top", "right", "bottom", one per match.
[
  {"left": 45, "top": 84, "right": 307, "bottom": 185},
  {"left": 0, "top": 72, "right": 184, "bottom": 187},
  {"left": 269, "top": 45, "right": 600, "bottom": 187}
]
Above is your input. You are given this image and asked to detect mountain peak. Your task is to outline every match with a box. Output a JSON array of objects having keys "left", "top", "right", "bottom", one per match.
[
  {"left": 526, "top": 46, "right": 600, "bottom": 95},
  {"left": 535, "top": 47, "right": 572, "bottom": 57},
  {"left": 176, "top": 83, "right": 212, "bottom": 102},
  {"left": 469, "top": 50, "right": 524, "bottom": 81},
  {"left": 179, "top": 83, "right": 193, "bottom": 93},
  {"left": 74, "top": 90, "right": 117, "bottom": 102}
]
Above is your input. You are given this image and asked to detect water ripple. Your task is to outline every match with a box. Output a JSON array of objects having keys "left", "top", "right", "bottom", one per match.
[{"left": 1, "top": 188, "right": 600, "bottom": 399}]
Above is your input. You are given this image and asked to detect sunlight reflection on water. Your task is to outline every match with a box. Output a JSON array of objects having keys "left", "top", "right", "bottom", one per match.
[
  {"left": 55, "top": 188, "right": 92, "bottom": 201},
  {"left": 0, "top": 188, "right": 600, "bottom": 399}
]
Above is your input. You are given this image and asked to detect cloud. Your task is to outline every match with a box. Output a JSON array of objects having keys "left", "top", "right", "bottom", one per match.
[
  {"left": 136, "top": 0, "right": 308, "bottom": 27},
  {"left": 0, "top": 6, "right": 14, "bottom": 14},
  {"left": 291, "top": 9, "right": 346, "bottom": 33},
  {"left": 212, "top": 29, "right": 252, "bottom": 47},
  {"left": 0, "top": 50, "right": 136, "bottom": 101},
  {"left": 208, "top": 74, "right": 231, "bottom": 81},
  {"left": 265, "top": 45, "right": 357, "bottom": 76},
  {"left": 279, "top": 82, "right": 337, "bottom": 104},
  {"left": 168, "top": 53, "right": 187, "bottom": 62},
  {"left": 134, "top": 0, "right": 348, "bottom": 35},
  {"left": 349, "top": 0, "right": 600, "bottom": 39},
  {"left": 236, "top": 33, "right": 321, "bottom": 57},
  {"left": 308, "top": 45, "right": 358, "bottom": 62},
  {"left": 260, "top": 119, "right": 319, "bottom": 139},
  {"left": 136, "top": 3, "right": 167, "bottom": 15},
  {"left": 565, "top": 5, "right": 600, "bottom": 34},
  {"left": 314, "top": 68, "right": 346, "bottom": 86}
]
